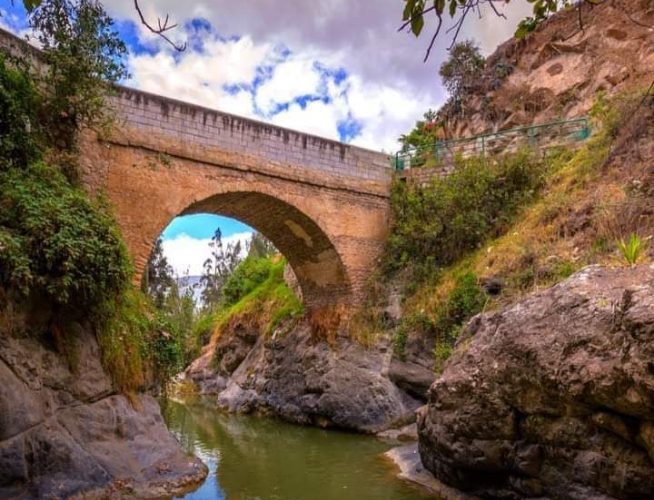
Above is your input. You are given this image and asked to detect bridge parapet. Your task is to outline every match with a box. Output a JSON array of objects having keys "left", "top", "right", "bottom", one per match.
[
  {"left": 0, "top": 27, "right": 392, "bottom": 191},
  {"left": 109, "top": 87, "right": 392, "bottom": 186}
]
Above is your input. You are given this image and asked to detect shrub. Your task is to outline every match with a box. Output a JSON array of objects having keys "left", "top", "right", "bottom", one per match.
[
  {"left": 393, "top": 273, "right": 485, "bottom": 368},
  {"left": 0, "top": 55, "right": 42, "bottom": 169},
  {"left": 28, "top": 0, "right": 128, "bottom": 150},
  {"left": 392, "top": 326, "right": 408, "bottom": 360},
  {"left": 386, "top": 149, "right": 547, "bottom": 278},
  {"left": 97, "top": 290, "right": 149, "bottom": 393},
  {"left": 222, "top": 256, "right": 275, "bottom": 306},
  {"left": 98, "top": 288, "right": 194, "bottom": 393},
  {"left": 431, "top": 272, "right": 486, "bottom": 370},
  {"left": 433, "top": 273, "right": 486, "bottom": 336},
  {"left": 0, "top": 162, "right": 132, "bottom": 317},
  {"left": 433, "top": 342, "right": 453, "bottom": 373},
  {"left": 191, "top": 311, "right": 216, "bottom": 350},
  {"left": 150, "top": 312, "right": 185, "bottom": 385}
]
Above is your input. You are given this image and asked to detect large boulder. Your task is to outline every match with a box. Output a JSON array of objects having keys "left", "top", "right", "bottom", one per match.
[
  {"left": 418, "top": 265, "right": 654, "bottom": 499},
  {"left": 215, "top": 322, "right": 422, "bottom": 433},
  {"left": 0, "top": 325, "right": 206, "bottom": 499}
]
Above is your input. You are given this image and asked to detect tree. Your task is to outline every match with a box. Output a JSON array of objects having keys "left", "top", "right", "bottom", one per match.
[
  {"left": 199, "top": 228, "right": 243, "bottom": 309},
  {"left": 399, "top": 109, "right": 442, "bottom": 151},
  {"left": 143, "top": 237, "right": 174, "bottom": 309},
  {"left": 159, "top": 277, "right": 197, "bottom": 364},
  {"left": 439, "top": 40, "right": 484, "bottom": 102},
  {"left": 27, "top": 0, "right": 128, "bottom": 153},
  {"left": 16, "top": 0, "right": 185, "bottom": 50},
  {"left": 247, "top": 231, "right": 276, "bottom": 259}
]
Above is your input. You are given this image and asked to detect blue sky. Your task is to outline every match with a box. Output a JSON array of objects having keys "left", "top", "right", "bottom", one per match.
[
  {"left": 159, "top": 215, "right": 253, "bottom": 276},
  {"left": 162, "top": 214, "right": 252, "bottom": 240},
  {"left": 0, "top": 0, "right": 531, "bottom": 274}
]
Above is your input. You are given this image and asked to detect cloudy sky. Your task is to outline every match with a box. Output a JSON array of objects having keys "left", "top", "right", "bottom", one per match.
[{"left": 1, "top": 0, "right": 532, "bottom": 275}]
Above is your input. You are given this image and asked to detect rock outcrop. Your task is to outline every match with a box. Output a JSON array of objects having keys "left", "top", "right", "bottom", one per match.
[
  {"left": 389, "top": 330, "right": 437, "bottom": 401},
  {"left": 447, "top": 0, "right": 654, "bottom": 137},
  {"left": 187, "top": 322, "right": 425, "bottom": 433},
  {"left": 418, "top": 265, "right": 654, "bottom": 499},
  {"left": 0, "top": 325, "right": 206, "bottom": 499}
]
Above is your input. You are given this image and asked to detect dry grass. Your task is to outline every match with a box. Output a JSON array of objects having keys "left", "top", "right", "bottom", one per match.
[
  {"left": 308, "top": 304, "right": 348, "bottom": 344},
  {"left": 401, "top": 95, "right": 654, "bottom": 322}
]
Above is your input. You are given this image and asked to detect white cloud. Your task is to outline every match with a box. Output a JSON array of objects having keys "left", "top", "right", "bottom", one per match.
[
  {"left": 162, "top": 232, "right": 252, "bottom": 276},
  {"left": 270, "top": 98, "right": 341, "bottom": 140},
  {"left": 254, "top": 56, "right": 322, "bottom": 114},
  {"left": 126, "top": 35, "right": 270, "bottom": 118},
  {"left": 104, "top": 0, "right": 532, "bottom": 153}
]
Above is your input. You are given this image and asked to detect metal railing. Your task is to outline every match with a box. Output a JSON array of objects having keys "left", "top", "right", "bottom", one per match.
[{"left": 394, "top": 117, "right": 591, "bottom": 171}]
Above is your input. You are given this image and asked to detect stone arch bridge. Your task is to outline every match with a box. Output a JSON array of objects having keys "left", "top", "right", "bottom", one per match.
[{"left": 79, "top": 87, "right": 393, "bottom": 308}]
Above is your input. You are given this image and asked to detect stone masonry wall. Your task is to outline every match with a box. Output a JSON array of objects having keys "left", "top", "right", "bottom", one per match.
[{"left": 111, "top": 87, "right": 392, "bottom": 184}]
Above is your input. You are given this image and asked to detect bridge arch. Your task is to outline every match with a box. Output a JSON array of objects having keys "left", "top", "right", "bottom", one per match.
[
  {"left": 77, "top": 84, "right": 392, "bottom": 309},
  {"left": 158, "top": 191, "right": 352, "bottom": 307}
]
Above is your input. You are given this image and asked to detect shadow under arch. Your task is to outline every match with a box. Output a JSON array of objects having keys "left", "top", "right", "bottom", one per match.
[{"left": 179, "top": 191, "right": 352, "bottom": 308}]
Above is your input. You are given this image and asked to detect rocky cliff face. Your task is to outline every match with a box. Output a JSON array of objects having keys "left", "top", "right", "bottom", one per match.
[
  {"left": 447, "top": 0, "right": 654, "bottom": 137},
  {"left": 186, "top": 321, "right": 430, "bottom": 433},
  {"left": 0, "top": 321, "right": 206, "bottom": 498},
  {"left": 418, "top": 265, "right": 654, "bottom": 499}
]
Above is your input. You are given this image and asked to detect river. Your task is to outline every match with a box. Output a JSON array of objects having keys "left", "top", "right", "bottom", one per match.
[{"left": 163, "top": 397, "right": 433, "bottom": 500}]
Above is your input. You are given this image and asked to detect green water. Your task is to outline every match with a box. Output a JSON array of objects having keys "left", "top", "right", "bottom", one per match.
[{"left": 163, "top": 397, "right": 432, "bottom": 500}]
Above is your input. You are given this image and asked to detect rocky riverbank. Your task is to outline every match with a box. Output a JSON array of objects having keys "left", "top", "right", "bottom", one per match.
[
  {"left": 0, "top": 323, "right": 206, "bottom": 499},
  {"left": 186, "top": 320, "right": 435, "bottom": 433},
  {"left": 418, "top": 265, "right": 654, "bottom": 498},
  {"left": 384, "top": 443, "right": 475, "bottom": 500}
]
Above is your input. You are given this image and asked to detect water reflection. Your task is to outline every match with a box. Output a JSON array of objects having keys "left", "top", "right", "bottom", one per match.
[{"left": 163, "top": 397, "right": 431, "bottom": 500}]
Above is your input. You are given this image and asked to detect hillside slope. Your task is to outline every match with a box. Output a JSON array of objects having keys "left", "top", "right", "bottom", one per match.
[
  {"left": 408, "top": 1, "right": 654, "bottom": 498},
  {"left": 395, "top": 0, "right": 654, "bottom": 370}
]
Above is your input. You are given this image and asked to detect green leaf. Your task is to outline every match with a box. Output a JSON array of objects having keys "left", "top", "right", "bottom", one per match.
[
  {"left": 411, "top": 15, "right": 425, "bottom": 36},
  {"left": 449, "top": 0, "right": 457, "bottom": 17},
  {"left": 23, "top": 0, "right": 42, "bottom": 12},
  {"left": 403, "top": 0, "right": 417, "bottom": 20}
]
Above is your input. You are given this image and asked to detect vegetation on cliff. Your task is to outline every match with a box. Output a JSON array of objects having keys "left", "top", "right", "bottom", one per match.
[
  {"left": 384, "top": 87, "right": 654, "bottom": 372},
  {"left": 374, "top": 0, "right": 654, "bottom": 375},
  {"left": 385, "top": 148, "right": 548, "bottom": 278},
  {"left": 214, "top": 255, "right": 303, "bottom": 336},
  {"left": 141, "top": 227, "right": 303, "bottom": 377},
  {"left": 0, "top": 1, "right": 184, "bottom": 393},
  {"left": 196, "top": 253, "right": 302, "bottom": 370}
]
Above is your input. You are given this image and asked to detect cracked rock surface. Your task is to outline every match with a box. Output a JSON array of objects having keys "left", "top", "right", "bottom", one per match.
[
  {"left": 418, "top": 265, "right": 654, "bottom": 499},
  {"left": 0, "top": 325, "right": 206, "bottom": 499},
  {"left": 187, "top": 322, "right": 424, "bottom": 433}
]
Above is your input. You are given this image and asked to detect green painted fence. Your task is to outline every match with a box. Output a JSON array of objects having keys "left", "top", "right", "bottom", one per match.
[{"left": 394, "top": 117, "right": 591, "bottom": 171}]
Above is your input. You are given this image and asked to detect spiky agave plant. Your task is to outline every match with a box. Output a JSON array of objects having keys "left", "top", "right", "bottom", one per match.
[{"left": 617, "top": 233, "right": 647, "bottom": 267}]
